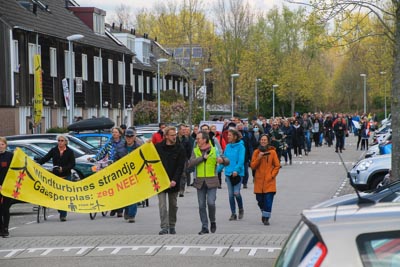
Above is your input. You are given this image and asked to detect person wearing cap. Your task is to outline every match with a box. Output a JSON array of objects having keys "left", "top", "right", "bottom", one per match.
[
  {"left": 88, "top": 127, "right": 126, "bottom": 217},
  {"left": 114, "top": 128, "right": 142, "bottom": 223}
]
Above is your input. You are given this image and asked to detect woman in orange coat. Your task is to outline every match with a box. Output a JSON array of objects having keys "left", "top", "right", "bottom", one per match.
[{"left": 250, "top": 134, "right": 280, "bottom": 225}]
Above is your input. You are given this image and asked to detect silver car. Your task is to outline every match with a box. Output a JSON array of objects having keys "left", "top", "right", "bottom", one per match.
[
  {"left": 348, "top": 154, "right": 390, "bottom": 191},
  {"left": 274, "top": 203, "right": 400, "bottom": 267}
]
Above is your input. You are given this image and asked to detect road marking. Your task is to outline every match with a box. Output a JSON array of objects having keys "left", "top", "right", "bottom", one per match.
[{"left": 96, "top": 245, "right": 161, "bottom": 255}]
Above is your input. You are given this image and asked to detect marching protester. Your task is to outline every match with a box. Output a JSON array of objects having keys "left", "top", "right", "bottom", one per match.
[
  {"left": 114, "top": 128, "right": 142, "bottom": 223},
  {"left": 155, "top": 126, "right": 186, "bottom": 235},
  {"left": 177, "top": 124, "right": 193, "bottom": 197},
  {"left": 88, "top": 127, "right": 125, "bottom": 217},
  {"left": 188, "top": 131, "right": 220, "bottom": 235},
  {"left": 37, "top": 134, "right": 75, "bottom": 222},
  {"left": 292, "top": 120, "right": 305, "bottom": 157},
  {"left": 217, "top": 129, "right": 245, "bottom": 221},
  {"left": 250, "top": 134, "right": 280, "bottom": 225},
  {"left": 0, "top": 137, "right": 13, "bottom": 237},
  {"left": 333, "top": 114, "right": 347, "bottom": 153},
  {"left": 281, "top": 119, "right": 294, "bottom": 165},
  {"left": 152, "top": 122, "right": 166, "bottom": 144}
]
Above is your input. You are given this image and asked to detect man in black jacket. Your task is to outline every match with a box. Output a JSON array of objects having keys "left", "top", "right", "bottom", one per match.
[{"left": 155, "top": 126, "right": 186, "bottom": 235}]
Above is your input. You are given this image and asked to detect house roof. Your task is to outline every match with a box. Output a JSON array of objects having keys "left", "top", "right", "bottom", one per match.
[{"left": 0, "top": 0, "right": 134, "bottom": 55}]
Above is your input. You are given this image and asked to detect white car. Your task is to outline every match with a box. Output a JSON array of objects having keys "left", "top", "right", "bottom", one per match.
[{"left": 274, "top": 203, "right": 400, "bottom": 267}]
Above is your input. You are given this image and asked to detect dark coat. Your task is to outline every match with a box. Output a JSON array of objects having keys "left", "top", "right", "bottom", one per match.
[
  {"left": 38, "top": 146, "right": 75, "bottom": 177},
  {"left": 155, "top": 140, "right": 186, "bottom": 193},
  {"left": 292, "top": 126, "right": 305, "bottom": 147},
  {"left": 0, "top": 151, "right": 13, "bottom": 185}
]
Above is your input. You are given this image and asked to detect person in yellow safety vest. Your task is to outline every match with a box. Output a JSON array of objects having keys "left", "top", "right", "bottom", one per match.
[{"left": 188, "top": 131, "right": 227, "bottom": 235}]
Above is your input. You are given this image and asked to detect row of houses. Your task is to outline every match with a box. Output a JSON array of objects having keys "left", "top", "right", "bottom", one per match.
[{"left": 0, "top": 0, "right": 199, "bottom": 136}]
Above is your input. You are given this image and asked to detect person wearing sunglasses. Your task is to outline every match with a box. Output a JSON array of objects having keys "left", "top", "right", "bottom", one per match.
[{"left": 37, "top": 134, "right": 75, "bottom": 222}]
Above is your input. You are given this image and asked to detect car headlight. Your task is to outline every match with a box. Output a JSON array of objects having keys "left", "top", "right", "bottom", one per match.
[{"left": 356, "top": 160, "right": 373, "bottom": 171}]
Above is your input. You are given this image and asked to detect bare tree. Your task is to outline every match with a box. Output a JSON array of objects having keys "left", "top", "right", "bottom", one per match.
[
  {"left": 287, "top": 0, "right": 400, "bottom": 180},
  {"left": 111, "top": 4, "right": 135, "bottom": 29}
]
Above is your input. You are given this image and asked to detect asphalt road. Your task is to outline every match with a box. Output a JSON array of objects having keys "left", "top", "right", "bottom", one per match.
[{"left": 0, "top": 135, "right": 364, "bottom": 267}]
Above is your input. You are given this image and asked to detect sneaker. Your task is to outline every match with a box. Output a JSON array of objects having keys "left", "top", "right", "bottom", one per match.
[
  {"left": 128, "top": 217, "right": 135, "bottom": 223},
  {"left": 239, "top": 209, "right": 244, "bottom": 219},
  {"left": 60, "top": 217, "right": 67, "bottom": 222},
  {"left": 243, "top": 184, "right": 248, "bottom": 189},
  {"left": 159, "top": 228, "right": 169, "bottom": 235},
  {"left": 229, "top": 214, "right": 237, "bottom": 221},
  {"left": 110, "top": 211, "right": 116, "bottom": 216},
  {"left": 263, "top": 218, "right": 270, "bottom": 226},
  {"left": 198, "top": 228, "right": 209, "bottom": 235},
  {"left": 299, "top": 155, "right": 302, "bottom": 158},
  {"left": 124, "top": 213, "right": 129, "bottom": 220},
  {"left": 169, "top": 228, "right": 176, "bottom": 235},
  {"left": 210, "top": 222, "right": 217, "bottom": 233},
  {"left": 179, "top": 193, "right": 184, "bottom": 197},
  {"left": 117, "top": 212, "right": 123, "bottom": 218}
]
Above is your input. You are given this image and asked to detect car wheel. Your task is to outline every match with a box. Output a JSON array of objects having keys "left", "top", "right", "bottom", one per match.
[{"left": 369, "top": 173, "right": 386, "bottom": 190}]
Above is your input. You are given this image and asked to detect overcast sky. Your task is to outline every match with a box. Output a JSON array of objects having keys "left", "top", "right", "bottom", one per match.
[{"left": 76, "top": 0, "right": 288, "bottom": 19}]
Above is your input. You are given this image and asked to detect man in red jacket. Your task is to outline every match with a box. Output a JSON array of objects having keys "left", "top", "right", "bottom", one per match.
[{"left": 152, "top": 122, "right": 166, "bottom": 144}]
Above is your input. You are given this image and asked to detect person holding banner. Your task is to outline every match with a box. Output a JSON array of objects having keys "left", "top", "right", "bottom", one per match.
[
  {"left": 0, "top": 137, "right": 13, "bottom": 237},
  {"left": 114, "top": 128, "right": 142, "bottom": 223},
  {"left": 88, "top": 127, "right": 126, "bottom": 217},
  {"left": 37, "top": 134, "right": 75, "bottom": 222},
  {"left": 155, "top": 126, "right": 186, "bottom": 235}
]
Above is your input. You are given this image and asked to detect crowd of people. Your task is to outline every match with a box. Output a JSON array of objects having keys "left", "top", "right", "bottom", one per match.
[{"left": 0, "top": 111, "right": 377, "bottom": 237}]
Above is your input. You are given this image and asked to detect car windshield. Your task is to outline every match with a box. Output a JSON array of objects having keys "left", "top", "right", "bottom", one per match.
[{"left": 274, "top": 220, "right": 320, "bottom": 267}]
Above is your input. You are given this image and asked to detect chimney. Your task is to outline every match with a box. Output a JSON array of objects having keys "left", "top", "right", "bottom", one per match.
[
  {"left": 130, "top": 28, "right": 134, "bottom": 34},
  {"left": 112, "top": 23, "right": 115, "bottom": 29},
  {"left": 119, "top": 23, "right": 122, "bottom": 31}
]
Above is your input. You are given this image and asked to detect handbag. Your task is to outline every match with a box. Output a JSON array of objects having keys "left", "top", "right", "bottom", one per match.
[{"left": 229, "top": 175, "right": 241, "bottom": 186}]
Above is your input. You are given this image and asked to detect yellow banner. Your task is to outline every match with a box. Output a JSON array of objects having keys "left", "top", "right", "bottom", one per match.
[
  {"left": 33, "top": 54, "right": 43, "bottom": 125},
  {"left": 1, "top": 143, "right": 170, "bottom": 213}
]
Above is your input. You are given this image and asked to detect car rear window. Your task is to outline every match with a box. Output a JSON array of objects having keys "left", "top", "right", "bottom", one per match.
[
  {"left": 275, "top": 220, "right": 324, "bottom": 267},
  {"left": 357, "top": 231, "right": 400, "bottom": 267}
]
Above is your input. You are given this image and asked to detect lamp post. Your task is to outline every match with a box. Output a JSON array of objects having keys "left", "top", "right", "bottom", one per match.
[
  {"left": 231, "top": 73, "right": 240, "bottom": 117},
  {"left": 203, "top": 68, "right": 213, "bottom": 121},
  {"left": 67, "top": 34, "right": 84, "bottom": 125},
  {"left": 255, "top": 78, "right": 262, "bottom": 115},
  {"left": 380, "top": 71, "right": 387, "bottom": 119},
  {"left": 360, "top": 73, "right": 367, "bottom": 115},
  {"left": 272, "top": 84, "right": 279, "bottom": 118},
  {"left": 157, "top": 58, "right": 168, "bottom": 123}
]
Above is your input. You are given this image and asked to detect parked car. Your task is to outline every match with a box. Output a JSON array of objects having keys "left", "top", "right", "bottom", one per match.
[
  {"left": 6, "top": 134, "right": 98, "bottom": 154},
  {"left": 348, "top": 154, "right": 391, "bottom": 191},
  {"left": 312, "top": 180, "right": 400, "bottom": 209},
  {"left": 7, "top": 142, "right": 96, "bottom": 179},
  {"left": 365, "top": 133, "right": 391, "bottom": 158},
  {"left": 274, "top": 203, "right": 400, "bottom": 267}
]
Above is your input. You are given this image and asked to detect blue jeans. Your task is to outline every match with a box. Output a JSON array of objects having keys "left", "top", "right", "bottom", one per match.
[
  {"left": 197, "top": 183, "right": 217, "bottom": 229},
  {"left": 242, "top": 162, "right": 250, "bottom": 186},
  {"left": 59, "top": 175, "right": 71, "bottom": 218},
  {"left": 225, "top": 175, "right": 243, "bottom": 214},
  {"left": 304, "top": 130, "right": 311, "bottom": 152},
  {"left": 256, "top": 193, "right": 275, "bottom": 218},
  {"left": 127, "top": 203, "right": 138, "bottom": 218}
]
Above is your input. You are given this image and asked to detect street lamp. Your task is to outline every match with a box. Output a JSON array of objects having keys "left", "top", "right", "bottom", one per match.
[
  {"left": 231, "top": 73, "right": 240, "bottom": 117},
  {"left": 255, "top": 78, "right": 262, "bottom": 115},
  {"left": 360, "top": 73, "right": 367, "bottom": 115},
  {"left": 67, "top": 34, "right": 84, "bottom": 125},
  {"left": 272, "top": 84, "right": 279, "bottom": 118},
  {"left": 380, "top": 71, "right": 387, "bottom": 119},
  {"left": 203, "top": 68, "right": 213, "bottom": 121},
  {"left": 157, "top": 58, "right": 168, "bottom": 123}
]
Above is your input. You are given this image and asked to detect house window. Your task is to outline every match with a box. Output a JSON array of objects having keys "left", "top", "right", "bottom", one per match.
[
  {"left": 94, "top": 56, "right": 102, "bottom": 82},
  {"left": 118, "top": 61, "right": 125, "bottom": 85},
  {"left": 108, "top": 59, "right": 113, "bottom": 84},
  {"left": 93, "top": 13, "right": 105, "bottom": 35},
  {"left": 146, "top": 77, "right": 150, "bottom": 94},
  {"left": 143, "top": 42, "right": 150, "bottom": 64},
  {"left": 12, "top": 40, "right": 19, "bottom": 73},
  {"left": 82, "top": 54, "right": 88, "bottom": 81},
  {"left": 29, "top": 43, "right": 41, "bottom": 74},
  {"left": 130, "top": 63, "right": 135, "bottom": 88},
  {"left": 192, "top": 47, "right": 203, "bottom": 58},
  {"left": 50, "top": 47, "right": 57, "bottom": 77},
  {"left": 64, "top": 50, "right": 75, "bottom": 78}
]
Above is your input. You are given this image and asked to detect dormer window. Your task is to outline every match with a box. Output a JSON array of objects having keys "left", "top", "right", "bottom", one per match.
[{"left": 93, "top": 13, "right": 105, "bottom": 35}]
